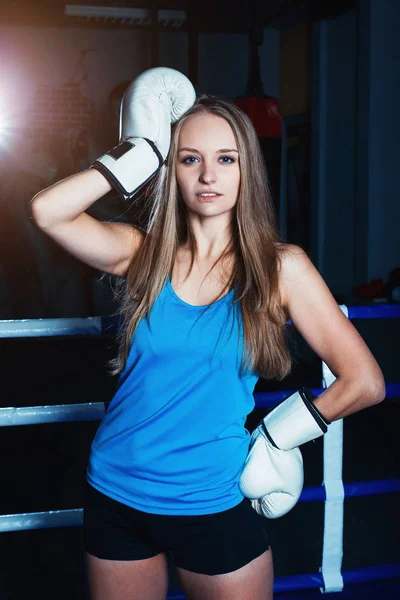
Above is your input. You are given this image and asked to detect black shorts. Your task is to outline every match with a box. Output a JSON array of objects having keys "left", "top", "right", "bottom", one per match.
[{"left": 83, "top": 483, "right": 271, "bottom": 576}]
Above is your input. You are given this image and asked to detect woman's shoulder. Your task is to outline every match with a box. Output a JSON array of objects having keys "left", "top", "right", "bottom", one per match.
[
  {"left": 274, "top": 242, "right": 308, "bottom": 264},
  {"left": 273, "top": 242, "right": 310, "bottom": 308}
]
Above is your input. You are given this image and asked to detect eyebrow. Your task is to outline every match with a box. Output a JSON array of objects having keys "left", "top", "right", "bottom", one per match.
[{"left": 178, "top": 147, "right": 239, "bottom": 154}]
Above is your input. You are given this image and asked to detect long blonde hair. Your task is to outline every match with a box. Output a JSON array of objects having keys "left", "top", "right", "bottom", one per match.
[{"left": 108, "top": 95, "right": 292, "bottom": 380}]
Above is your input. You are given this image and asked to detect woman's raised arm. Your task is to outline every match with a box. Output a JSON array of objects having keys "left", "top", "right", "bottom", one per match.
[{"left": 31, "top": 168, "right": 143, "bottom": 277}]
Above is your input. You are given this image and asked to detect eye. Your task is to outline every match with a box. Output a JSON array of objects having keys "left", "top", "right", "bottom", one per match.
[
  {"left": 219, "top": 156, "right": 235, "bottom": 164},
  {"left": 181, "top": 156, "right": 199, "bottom": 164}
]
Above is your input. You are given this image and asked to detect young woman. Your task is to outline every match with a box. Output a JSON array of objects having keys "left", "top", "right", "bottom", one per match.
[{"left": 31, "top": 68, "right": 385, "bottom": 600}]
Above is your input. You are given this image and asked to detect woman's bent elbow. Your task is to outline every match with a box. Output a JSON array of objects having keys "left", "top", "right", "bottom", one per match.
[
  {"left": 368, "top": 375, "right": 386, "bottom": 405},
  {"left": 30, "top": 193, "right": 55, "bottom": 230}
]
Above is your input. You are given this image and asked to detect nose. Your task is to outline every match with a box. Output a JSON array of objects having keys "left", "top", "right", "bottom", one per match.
[{"left": 199, "top": 162, "right": 216, "bottom": 184}]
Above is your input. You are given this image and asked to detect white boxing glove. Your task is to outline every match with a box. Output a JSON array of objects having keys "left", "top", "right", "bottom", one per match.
[
  {"left": 92, "top": 67, "right": 196, "bottom": 200},
  {"left": 239, "top": 388, "right": 330, "bottom": 519},
  {"left": 240, "top": 430, "right": 304, "bottom": 519}
]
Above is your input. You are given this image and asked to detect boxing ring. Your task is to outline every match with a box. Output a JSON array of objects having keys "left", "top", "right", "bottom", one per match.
[{"left": 0, "top": 303, "right": 399, "bottom": 599}]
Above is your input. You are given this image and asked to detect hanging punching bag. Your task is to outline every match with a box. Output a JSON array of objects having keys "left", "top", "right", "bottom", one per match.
[
  {"left": 234, "top": 27, "right": 282, "bottom": 215},
  {"left": 235, "top": 28, "right": 281, "bottom": 137}
]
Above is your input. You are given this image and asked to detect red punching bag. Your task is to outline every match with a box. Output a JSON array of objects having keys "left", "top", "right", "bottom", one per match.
[
  {"left": 234, "top": 27, "right": 282, "bottom": 214},
  {"left": 234, "top": 27, "right": 282, "bottom": 138}
]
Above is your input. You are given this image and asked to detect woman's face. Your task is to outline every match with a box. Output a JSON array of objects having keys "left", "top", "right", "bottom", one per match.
[{"left": 175, "top": 113, "right": 240, "bottom": 220}]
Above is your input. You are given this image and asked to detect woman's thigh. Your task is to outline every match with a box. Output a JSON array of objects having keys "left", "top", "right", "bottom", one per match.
[
  {"left": 83, "top": 484, "right": 170, "bottom": 599},
  {"left": 176, "top": 548, "right": 274, "bottom": 600},
  {"left": 86, "top": 551, "right": 169, "bottom": 600},
  {"left": 171, "top": 498, "right": 271, "bottom": 578}
]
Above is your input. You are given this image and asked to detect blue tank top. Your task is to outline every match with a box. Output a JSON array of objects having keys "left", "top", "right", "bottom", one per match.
[{"left": 87, "top": 275, "right": 259, "bottom": 515}]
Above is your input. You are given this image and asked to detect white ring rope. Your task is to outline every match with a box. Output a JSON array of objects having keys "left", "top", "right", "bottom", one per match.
[
  {"left": 319, "top": 305, "right": 348, "bottom": 593},
  {"left": 0, "top": 317, "right": 104, "bottom": 338},
  {"left": 0, "top": 509, "right": 83, "bottom": 532},
  {"left": 0, "top": 403, "right": 107, "bottom": 426}
]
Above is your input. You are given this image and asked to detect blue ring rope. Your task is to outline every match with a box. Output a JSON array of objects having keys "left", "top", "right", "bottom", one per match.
[
  {"left": 299, "top": 478, "right": 400, "bottom": 502},
  {"left": 165, "top": 563, "right": 400, "bottom": 597}
]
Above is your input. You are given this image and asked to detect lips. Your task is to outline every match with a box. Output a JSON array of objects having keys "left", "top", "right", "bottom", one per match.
[{"left": 196, "top": 192, "right": 222, "bottom": 197}]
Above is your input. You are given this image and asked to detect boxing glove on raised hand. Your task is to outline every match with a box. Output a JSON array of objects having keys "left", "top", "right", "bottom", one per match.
[
  {"left": 239, "top": 388, "right": 330, "bottom": 519},
  {"left": 92, "top": 67, "right": 196, "bottom": 200}
]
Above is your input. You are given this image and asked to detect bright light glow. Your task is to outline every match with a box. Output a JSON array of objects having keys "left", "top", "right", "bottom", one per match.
[
  {"left": 0, "top": 120, "right": 17, "bottom": 151},
  {"left": 0, "top": 105, "right": 22, "bottom": 151}
]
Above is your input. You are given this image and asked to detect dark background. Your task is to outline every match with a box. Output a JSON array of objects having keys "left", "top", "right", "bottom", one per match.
[{"left": 0, "top": 0, "right": 399, "bottom": 598}]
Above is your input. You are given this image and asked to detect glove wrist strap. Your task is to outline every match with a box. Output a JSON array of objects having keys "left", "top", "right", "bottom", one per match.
[
  {"left": 262, "top": 388, "right": 330, "bottom": 450},
  {"left": 91, "top": 137, "right": 164, "bottom": 200}
]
